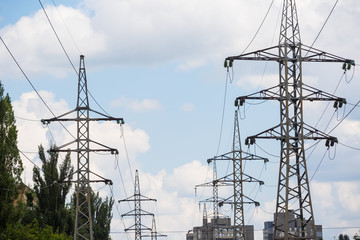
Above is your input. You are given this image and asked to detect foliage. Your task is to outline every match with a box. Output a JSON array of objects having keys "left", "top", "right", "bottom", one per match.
[
  {"left": 92, "top": 192, "right": 114, "bottom": 240},
  {"left": 32, "top": 145, "right": 74, "bottom": 234},
  {"left": 1, "top": 219, "right": 72, "bottom": 240},
  {"left": 354, "top": 231, "right": 360, "bottom": 240},
  {"left": 0, "top": 81, "right": 23, "bottom": 232},
  {"left": 340, "top": 234, "right": 351, "bottom": 240},
  {"left": 69, "top": 187, "right": 114, "bottom": 239}
]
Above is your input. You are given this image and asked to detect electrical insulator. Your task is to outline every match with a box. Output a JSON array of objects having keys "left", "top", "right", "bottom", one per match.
[
  {"left": 347, "top": 63, "right": 351, "bottom": 70},
  {"left": 224, "top": 60, "right": 228, "bottom": 68},
  {"left": 240, "top": 99, "right": 245, "bottom": 106},
  {"left": 342, "top": 62, "right": 346, "bottom": 70}
]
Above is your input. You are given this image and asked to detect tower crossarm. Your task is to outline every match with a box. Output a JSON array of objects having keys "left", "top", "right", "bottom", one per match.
[
  {"left": 244, "top": 123, "right": 338, "bottom": 146},
  {"left": 242, "top": 151, "right": 269, "bottom": 163},
  {"left": 199, "top": 196, "right": 228, "bottom": 204},
  {"left": 225, "top": 45, "right": 280, "bottom": 63},
  {"left": 118, "top": 195, "right": 157, "bottom": 203},
  {"left": 207, "top": 151, "right": 269, "bottom": 163},
  {"left": 225, "top": 44, "right": 355, "bottom": 65},
  {"left": 41, "top": 109, "right": 124, "bottom": 124},
  {"left": 242, "top": 172, "right": 264, "bottom": 185},
  {"left": 47, "top": 139, "right": 119, "bottom": 154},
  {"left": 219, "top": 194, "right": 260, "bottom": 207},
  {"left": 121, "top": 209, "right": 155, "bottom": 218},
  {"left": 195, "top": 173, "right": 234, "bottom": 188},
  {"left": 235, "top": 84, "right": 346, "bottom": 107},
  {"left": 301, "top": 44, "right": 355, "bottom": 64}
]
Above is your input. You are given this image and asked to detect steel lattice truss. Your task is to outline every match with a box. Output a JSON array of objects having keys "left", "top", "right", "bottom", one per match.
[
  {"left": 225, "top": 1, "right": 354, "bottom": 240},
  {"left": 197, "top": 111, "right": 267, "bottom": 240},
  {"left": 119, "top": 170, "right": 157, "bottom": 240},
  {"left": 42, "top": 55, "right": 124, "bottom": 240}
]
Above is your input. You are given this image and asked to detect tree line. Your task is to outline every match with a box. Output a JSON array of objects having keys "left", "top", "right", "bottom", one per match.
[{"left": 0, "top": 82, "right": 114, "bottom": 239}]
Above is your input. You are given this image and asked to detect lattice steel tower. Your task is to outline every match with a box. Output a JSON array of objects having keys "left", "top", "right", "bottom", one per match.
[
  {"left": 225, "top": 1, "right": 354, "bottom": 240},
  {"left": 42, "top": 55, "right": 124, "bottom": 240},
  {"left": 198, "top": 110, "right": 267, "bottom": 240},
  {"left": 119, "top": 170, "right": 157, "bottom": 240}
]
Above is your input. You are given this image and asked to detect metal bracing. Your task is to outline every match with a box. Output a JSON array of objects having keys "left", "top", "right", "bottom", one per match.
[
  {"left": 195, "top": 158, "right": 221, "bottom": 239},
  {"left": 230, "top": 110, "right": 265, "bottom": 240},
  {"left": 202, "top": 203, "right": 208, "bottom": 240},
  {"left": 41, "top": 55, "right": 123, "bottom": 240},
  {"left": 232, "top": 109, "right": 245, "bottom": 240},
  {"left": 199, "top": 110, "right": 267, "bottom": 240},
  {"left": 119, "top": 170, "right": 156, "bottom": 240},
  {"left": 225, "top": 1, "right": 355, "bottom": 240}
]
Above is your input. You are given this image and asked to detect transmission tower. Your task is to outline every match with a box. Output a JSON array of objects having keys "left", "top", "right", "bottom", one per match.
[
  {"left": 143, "top": 215, "right": 167, "bottom": 240},
  {"left": 195, "top": 157, "right": 224, "bottom": 239},
  {"left": 225, "top": 1, "right": 355, "bottom": 240},
  {"left": 202, "top": 203, "right": 208, "bottom": 240},
  {"left": 42, "top": 55, "right": 124, "bottom": 240},
  {"left": 119, "top": 170, "right": 157, "bottom": 240},
  {"left": 197, "top": 110, "right": 267, "bottom": 240},
  {"left": 210, "top": 110, "right": 266, "bottom": 240}
]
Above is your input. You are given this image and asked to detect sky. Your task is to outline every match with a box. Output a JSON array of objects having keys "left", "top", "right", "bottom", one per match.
[{"left": 0, "top": 0, "right": 360, "bottom": 240}]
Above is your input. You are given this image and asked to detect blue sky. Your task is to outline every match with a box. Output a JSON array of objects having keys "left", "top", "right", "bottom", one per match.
[{"left": 0, "top": 0, "right": 359, "bottom": 240}]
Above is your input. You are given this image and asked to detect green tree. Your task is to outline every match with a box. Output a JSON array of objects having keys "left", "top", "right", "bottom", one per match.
[
  {"left": 69, "top": 188, "right": 114, "bottom": 239},
  {"left": 0, "top": 81, "right": 23, "bottom": 233},
  {"left": 3, "top": 219, "right": 72, "bottom": 240},
  {"left": 92, "top": 192, "right": 114, "bottom": 240},
  {"left": 32, "top": 145, "right": 74, "bottom": 234},
  {"left": 354, "top": 230, "right": 360, "bottom": 240},
  {"left": 340, "top": 234, "right": 351, "bottom": 240}
]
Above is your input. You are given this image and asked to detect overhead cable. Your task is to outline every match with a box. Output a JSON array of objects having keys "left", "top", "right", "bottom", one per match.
[
  {"left": 0, "top": 37, "right": 76, "bottom": 140},
  {"left": 305, "top": 0, "right": 339, "bottom": 57},
  {"left": 39, "top": 0, "right": 78, "bottom": 75}
]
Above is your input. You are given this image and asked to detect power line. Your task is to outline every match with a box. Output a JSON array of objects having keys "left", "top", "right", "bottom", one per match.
[
  {"left": 40, "top": 0, "right": 113, "bottom": 118},
  {"left": 39, "top": 0, "right": 78, "bottom": 75},
  {"left": 0, "top": 37, "right": 76, "bottom": 140},
  {"left": 240, "top": 0, "right": 275, "bottom": 55},
  {"left": 50, "top": 0, "right": 82, "bottom": 55},
  {"left": 119, "top": 124, "right": 135, "bottom": 185},
  {"left": 305, "top": 0, "right": 339, "bottom": 57}
]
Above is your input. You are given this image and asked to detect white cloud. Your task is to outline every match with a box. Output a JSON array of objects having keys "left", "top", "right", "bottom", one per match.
[
  {"left": 0, "top": 4, "right": 105, "bottom": 78},
  {"left": 311, "top": 180, "right": 360, "bottom": 238},
  {"left": 13, "top": 91, "right": 151, "bottom": 188},
  {"left": 111, "top": 96, "right": 162, "bottom": 112},
  {"left": 181, "top": 102, "right": 195, "bottom": 112},
  {"left": 1, "top": 0, "right": 359, "bottom": 79}
]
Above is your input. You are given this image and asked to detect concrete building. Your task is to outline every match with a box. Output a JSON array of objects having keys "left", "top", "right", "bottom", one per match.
[
  {"left": 263, "top": 211, "right": 323, "bottom": 240},
  {"left": 186, "top": 216, "right": 254, "bottom": 240}
]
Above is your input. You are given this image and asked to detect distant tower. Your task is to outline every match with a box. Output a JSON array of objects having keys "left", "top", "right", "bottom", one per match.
[
  {"left": 200, "top": 110, "right": 267, "bottom": 240},
  {"left": 42, "top": 55, "right": 124, "bottom": 240},
  {"left": 143, "top": 215, "right": 167, "bottom": 240},
  {"left": 202, "top": 203, "right": 208, "bottom": 240},
  {"left": 195, "top": 156, "right": 225, "bottom": 239},
  {"left": 225, "top": 0, "right": 354, "bottom": 240},
  {"left": 119, "top": 170, "right": 157, "bottom": 240}
]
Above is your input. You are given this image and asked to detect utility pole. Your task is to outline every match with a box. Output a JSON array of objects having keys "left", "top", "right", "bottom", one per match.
[
  {"left": 42, "top": 55, "right": 124, "bottom": 240},
  {"left": 119, "top": 170, "right": 157, "bottom": 240},
  {"left": 225, "top": 1, "right": 355, "bottom": 240}
]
